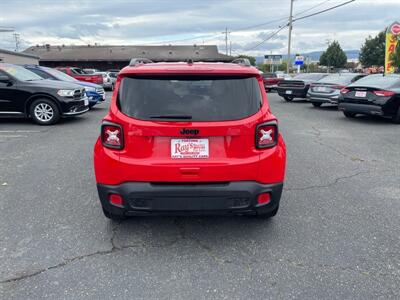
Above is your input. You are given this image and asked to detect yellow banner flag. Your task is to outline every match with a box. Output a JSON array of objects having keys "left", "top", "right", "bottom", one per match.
[{"left": 385, "top": 22, "right": 400, "bottom": 74}]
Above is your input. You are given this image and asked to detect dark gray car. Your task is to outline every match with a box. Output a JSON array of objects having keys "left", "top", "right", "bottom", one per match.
[{"left": 307, "top": 73, "right": 365, "bottom": 107}]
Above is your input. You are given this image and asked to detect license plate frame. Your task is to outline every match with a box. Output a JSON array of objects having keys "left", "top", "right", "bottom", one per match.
[
  {"left": 355, "top": 91, "right": 367, "bottom": 97},
  {"left": 171, "top": 138, "right": 209, "bottom": 159},
  {"left": 285, "top": 90, "right": 293, "bottom": 95}
]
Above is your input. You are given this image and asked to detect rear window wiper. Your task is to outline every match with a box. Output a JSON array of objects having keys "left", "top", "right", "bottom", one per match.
[{"left": 150, "top": 115, "right": 192, "bottom": 120}]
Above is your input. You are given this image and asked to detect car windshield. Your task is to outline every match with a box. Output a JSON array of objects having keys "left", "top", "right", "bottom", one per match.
[
  {"left": 349, "top": 75, "right": 400, "bottom": 89},
  {"left": 118, "top": 75, "right": 262, "bottom": 121},
  {"left": 0, "top": 65, "right": 43, "bottom": 81},
  {"left": 294, "top": 73, "right": 326, "bottom": 80},
  {"left": 317, "top": 74, "right": 357, "bottom": 85},
  {"left": 43, "top": 67, "right": 78, "bottom": 82},
  {"left": 262, "top": 73, "right": 276, "bottom": 79}
]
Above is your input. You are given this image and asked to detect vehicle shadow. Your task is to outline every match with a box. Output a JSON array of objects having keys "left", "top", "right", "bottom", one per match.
[
  {"left": 112, "top": 215, "right": 277, "bottom": 251},
  {"left": 339, "top": 114, "right": 396, "bottom": 125}
]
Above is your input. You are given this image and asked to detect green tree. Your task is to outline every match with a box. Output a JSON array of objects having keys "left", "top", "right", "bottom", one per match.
[
  {"left": 319, "top": 40, "right": 347, "bottom": 69},
  {"left": 236, "top": 55, "right": 256, "bottom": 66},
  {"left": 359, "top": 31, "right": 386, "bottom": 67}
]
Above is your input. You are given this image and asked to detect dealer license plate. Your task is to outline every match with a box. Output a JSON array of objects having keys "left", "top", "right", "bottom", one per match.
[
  {"left": 355, "top": 91, "right": 367, "bottom": 97},
  {"left": 171, "top": 139, "right": 209, "bottom": 159}
]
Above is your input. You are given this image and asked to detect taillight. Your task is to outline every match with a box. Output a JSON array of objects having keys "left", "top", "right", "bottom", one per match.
[
  {"left": 332, "top": 85, "right": 345, "bottom": 90},
  {"left": 340, "top": 88, "right": 350, "bottom": 94},
  {"left": 256, "top": 121, "right": 278, "bottom": 149},
  {"left": 101, "top": 122, "right": 124, "bottom": 149},
  {"left": 373, "top": 90, "right": 395, "bottom": 97},
  {"left": 109, "top": 194, "right": 124, "bottom": 207}
]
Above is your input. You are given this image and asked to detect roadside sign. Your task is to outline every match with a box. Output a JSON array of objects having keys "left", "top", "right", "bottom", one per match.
[
  {"left": 294, "top": 55, "right": 304, "bottom": 65},
  {"left": 264, "top": 54, "right": 282, "bottom": 65},
  {"left": 385, "top": 21, "right": 400, "bottom": 74}
]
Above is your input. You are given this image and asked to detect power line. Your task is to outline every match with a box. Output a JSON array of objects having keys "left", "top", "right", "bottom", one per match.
[
  {"left": 294, "top": 0, "right": 332, "bottom": 17},
  {"left": 246, "top": 0, "right": 356, "bottom": 53},
  {"left": 293, "top": 0, "right": 356, "bottom": 22},
  {"left": 245, "top": 25, "right": 288, "bottom": 51}
]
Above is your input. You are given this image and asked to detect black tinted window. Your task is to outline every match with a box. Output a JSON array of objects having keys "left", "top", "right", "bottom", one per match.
[
  {"left": 118, "top": 75, "right": 262, "bottom": 121},
  {"left": 28, "top": 68, "right": 54, "bottom": 79}
]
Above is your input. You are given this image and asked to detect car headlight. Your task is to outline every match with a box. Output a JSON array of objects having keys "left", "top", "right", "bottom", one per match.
[
  {"left": 85, "top": 87, "right": 96, "bottom": 92},
  {"left": 57, "top": 89, "right": 75, "bottom": 97}
]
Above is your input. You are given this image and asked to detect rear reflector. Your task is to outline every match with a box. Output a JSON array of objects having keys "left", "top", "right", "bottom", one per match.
[
  {"left": 109, "top": 194, "right": 123, "bottom": 207},
  {"left": 101, "top": 122, "right": 124, "bottom": 149},
  {"left": 373, "top": 90, "right": 395, "bottom": 97},
  {"left": 257, "top": 193, "right": 271, "bottom": 205},
  {"left": 256, "top": 121, "right": 278, "bottom": 149}
]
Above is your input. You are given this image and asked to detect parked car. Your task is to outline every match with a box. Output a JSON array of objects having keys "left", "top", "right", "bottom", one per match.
[
  {"left": 94, "top": 58, "right": 286, "bottom": 220},
  {"left": 338, "top": 74, "right": 400, "bottom": 123},
  {"left": 24, "top": 65, "right": 105, "bottom": 108},
  {"left": 106, "top": 70, "right": 118, "bottom": 87},
  {"left": 56, "top": 67, "right": 103, "bottom": 85},
  {"left": 307, "top": 73, "right": 365, "bottom": 107},
  {"left": 83, "top": 68, "right": 100, "bottom": 74},
  {"left": 262, "top": 73, "right": 283, "bottom": 91},
  {"left": 94, "top": 71, "right": 114, "bottom": 91},
  {"left": 276, "top": 73, "right": 328, "bottom": 101},
  {"left": 0, "top": 64, "right": 88, "bottom": 125}
]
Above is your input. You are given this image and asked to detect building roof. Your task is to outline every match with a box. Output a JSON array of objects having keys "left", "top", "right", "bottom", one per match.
[
  {"left": 0, "top": 48, "right": 39, "bottom": 59},
  {"left": 23, "top": 45, "right": 233, "bottom": 62},
  {"left": 120, "top": 62, "right": 260, "bottom": 76}
]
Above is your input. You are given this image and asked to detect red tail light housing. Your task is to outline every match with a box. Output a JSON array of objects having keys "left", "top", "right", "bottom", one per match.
[
  {"left": 332, "top": 85, "right": 345, "bottom": 90},
  {"left": 256, "top": 121, "right": 278, "bottom": 149},
  {"left": 101, "top": 122, "right": 124, "bottom": 149},
  {"left": 340, "top": 88, "right": 350, "bottom": 94},
  {"left": 373, "top": 90, "right": 395, "bottom": 97}
]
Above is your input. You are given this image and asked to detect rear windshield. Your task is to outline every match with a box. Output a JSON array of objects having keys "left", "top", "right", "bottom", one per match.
[
  {"left": 118, "top": 75, "right": 262, "bottom": 121},
  {"left": 262, "top": 73, "right": 277, "bottom": 79},
  {"left": 318, "top": 74, "right": 357, "bottom": 85},
  {"left": 294, "top": 73, "right": 326, "bottom": 80},
  {"left": 349, "top": 74, "right": 400, "bottom": 89}
]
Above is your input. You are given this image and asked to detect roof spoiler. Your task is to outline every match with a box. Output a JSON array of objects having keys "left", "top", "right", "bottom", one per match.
[
  {"left": 231, "top": 58, "right": 251, "bottom": 66},
  {"left": 129, "top": 58, "right": 154, "bottom": 66}
]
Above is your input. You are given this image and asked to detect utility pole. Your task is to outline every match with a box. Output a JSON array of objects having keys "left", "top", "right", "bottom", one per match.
[
  {"left": 222, "top": 27, "right": 230, "bottom": 55},
  {"left": 287, "top": 0, "right": 294, "bottom": 74},
  {"left": 13, "top": 33, "right": 20, "bottom": 52},
  {"left": 229, "top": 41, "right": 232, "bottom": 56}
]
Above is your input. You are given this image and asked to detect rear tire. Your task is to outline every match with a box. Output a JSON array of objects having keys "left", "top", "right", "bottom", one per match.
[
  {"left": 30, "top": 98, "right": 60, "bottom": 125},
  {"left": 311, "top": 102, "right": 322, "bottom": 107},
  {"left": 343, "top": 111, "right": 356, "bottom": 118},
  {"left": 102, "top": 208, "right": 126, "bottom": 221},
  {"left": 283, "top": 96, "right": 293, "bottom": 102},
  {"left": 392, "top": 107, "right": 400, "bottom": 124}
]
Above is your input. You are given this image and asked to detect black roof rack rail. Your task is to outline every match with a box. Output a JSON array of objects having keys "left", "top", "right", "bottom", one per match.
[
  {"left": 129, "top": 58, "right": 154, "bottom": 66},
  {"left": 231, "top": 58, "right": 251, "bottom": 66}
]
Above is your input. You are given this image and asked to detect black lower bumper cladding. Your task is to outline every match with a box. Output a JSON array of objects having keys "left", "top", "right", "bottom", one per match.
[{"left": 97, "top": 181, "right": 283, "bottom": 216}]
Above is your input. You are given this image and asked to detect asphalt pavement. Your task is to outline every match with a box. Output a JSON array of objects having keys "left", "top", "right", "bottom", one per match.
[{"left": 0, "top": 92, "right": 399, "bottom": 299}]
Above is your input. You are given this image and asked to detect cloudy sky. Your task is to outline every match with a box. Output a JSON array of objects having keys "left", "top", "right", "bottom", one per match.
[{"left": 0, "top": 0, "right": 399, "bottom": 56}]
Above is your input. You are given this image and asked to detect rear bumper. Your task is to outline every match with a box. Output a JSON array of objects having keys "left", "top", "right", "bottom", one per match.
[
  {"left": 276, "top": 87, "right": 307, "bottom": 98},
  {"left": 97, "top": 181, "right": 283, "bottom": 216},
  {"left": 307, "top": 93, "right": 339, "bottom": 104},
  {"left": 338, "top": 103, "right": 384, "bottom": 116}
]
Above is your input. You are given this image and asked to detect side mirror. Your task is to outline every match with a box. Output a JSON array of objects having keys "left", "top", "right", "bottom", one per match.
[{"left": 0, "top": 74, "right": 11, "bottom": 83}]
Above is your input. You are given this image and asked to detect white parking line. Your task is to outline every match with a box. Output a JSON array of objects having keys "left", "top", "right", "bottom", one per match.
[
  {"left": 0, "top": 130, "right": 41, "bottom": 133},
  {"left": 0, "top": 135, "right": 28, "bottom": 138}
]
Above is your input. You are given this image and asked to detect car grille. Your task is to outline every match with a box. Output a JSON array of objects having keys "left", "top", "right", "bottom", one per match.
[
  {"left": 73, "top": 88, "right": 85, "bottom": 100},
  {"left": 278, "top": 80, "right": 305, "bottom": 88}
]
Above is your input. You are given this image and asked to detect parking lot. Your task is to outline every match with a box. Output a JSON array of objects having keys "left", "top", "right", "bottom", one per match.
[{"left": 0, "top": 91, "right": 399, "bottom": 299}]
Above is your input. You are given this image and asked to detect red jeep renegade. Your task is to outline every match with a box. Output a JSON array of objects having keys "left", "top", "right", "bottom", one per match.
[{"left": 94, "top": 58, "right": 286, "bottom": 219}]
